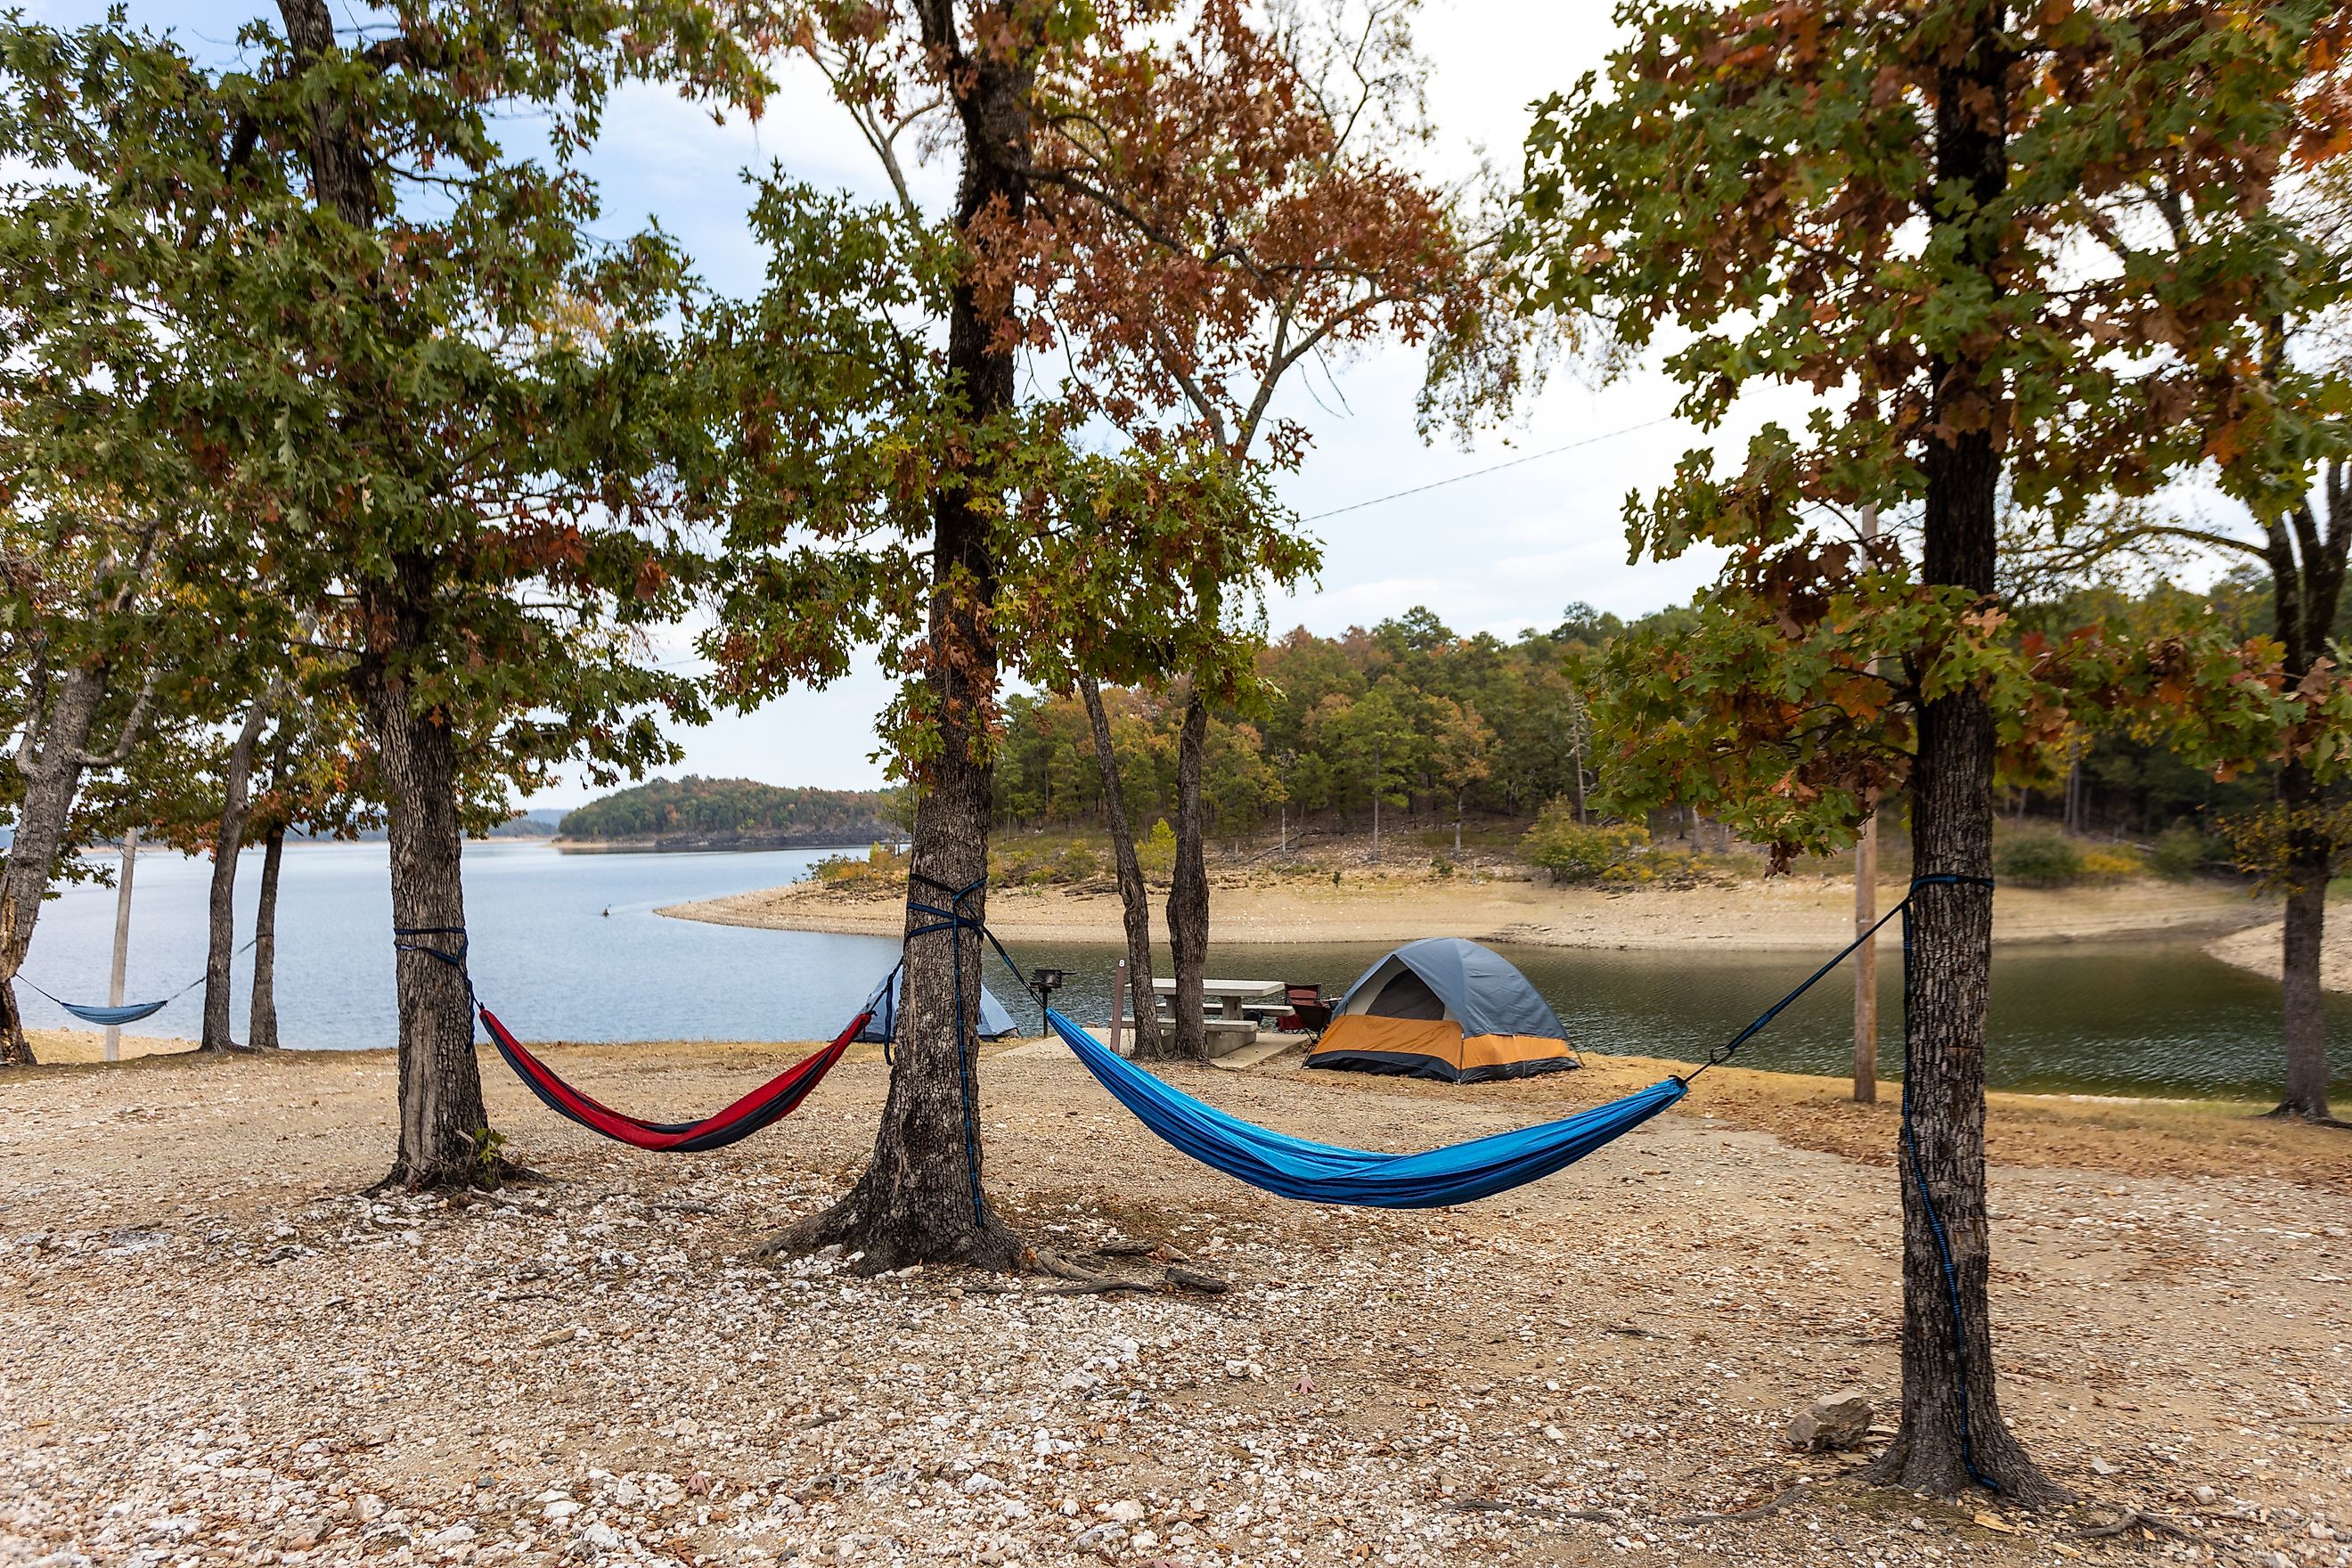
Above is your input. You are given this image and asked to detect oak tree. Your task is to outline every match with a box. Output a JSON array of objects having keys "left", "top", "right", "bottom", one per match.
[{"left": 1519, "top": 0, "right": 2346, "bottom": 1497}]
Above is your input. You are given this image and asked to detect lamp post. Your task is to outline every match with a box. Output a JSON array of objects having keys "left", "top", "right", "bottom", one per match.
[{"left": 1028, "top": 967, "right": 1065, "bottom": 1033}]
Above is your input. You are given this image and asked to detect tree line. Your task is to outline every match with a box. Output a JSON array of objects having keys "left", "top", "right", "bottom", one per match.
[
  {"left": 558, "top": 778, "right": 898, "bottom": 843},
  {"left": 996, "top": 607, "right": 1618, "bottom": 847}
]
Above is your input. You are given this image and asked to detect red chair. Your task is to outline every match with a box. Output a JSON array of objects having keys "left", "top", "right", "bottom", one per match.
[{"left": 1278, "top": 983, "right": 1331, "bottom": 1036}]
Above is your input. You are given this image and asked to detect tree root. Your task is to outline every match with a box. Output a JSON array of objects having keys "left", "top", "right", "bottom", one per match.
[
  {"left": 1031, "top": 1247, "right": 1229, "bottom": 1296},
  {"left": 1666, "top": 1482, "right": 1809, "bottom": 1526},
  {"left": 366, "top": 1155, "right": 541, "bottom": 1196},
  {"left": 756, "top": 1177, "right": 1027, "bottom": 1273},
  {"left": 2260, "top": 1103, "right": 2351, "bottom": 1129},
  {"left": 1863, "top": 1425, "right": 2068, "bottom": 1507},
  {"left": 2066, "top": 1509, "right": 2208, "bottom": 1548}
]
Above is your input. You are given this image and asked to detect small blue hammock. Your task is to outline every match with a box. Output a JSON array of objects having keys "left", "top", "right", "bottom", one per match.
[
  {"left": 1047, "top": 1009, "right": 1686, "bottom": 1208},
  {"left": 38, "top": 995, "right": 176, "bottom": 1028},
  {"left": 19, "top": 937, "right": 252, "bottom": 1028}
]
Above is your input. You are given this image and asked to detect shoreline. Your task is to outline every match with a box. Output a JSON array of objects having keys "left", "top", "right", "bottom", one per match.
[
  {"left": 2206, "top": 911, "right": 2352, "bottom": 992},
  {"left": 660, "top": 871, "right": 2274, "bottom": 951}
]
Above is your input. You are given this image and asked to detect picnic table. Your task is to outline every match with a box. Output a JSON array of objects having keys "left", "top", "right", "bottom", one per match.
[{"left": 1148, "top": 976, "right": 1286, "bottom": 1051}]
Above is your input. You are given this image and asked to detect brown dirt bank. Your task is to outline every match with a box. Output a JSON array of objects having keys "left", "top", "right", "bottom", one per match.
[
  {"left": 0, "top": 1038, "right": 2345, "bottom": 1567},
  {"left": 664, "top": 871, "right": 2271, "bottom": 951}
]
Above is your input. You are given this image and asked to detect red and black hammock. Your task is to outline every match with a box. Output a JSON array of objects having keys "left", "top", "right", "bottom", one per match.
[{"left": 479, "top": 1007, "right": 870, "bottom": 1154}]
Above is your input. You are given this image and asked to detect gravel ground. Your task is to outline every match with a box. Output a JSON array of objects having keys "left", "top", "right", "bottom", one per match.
[{"left": 0, "top": 1041, "right": 2347, "bottom": 1568}]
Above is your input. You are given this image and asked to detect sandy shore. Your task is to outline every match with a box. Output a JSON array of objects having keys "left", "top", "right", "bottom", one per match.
[
  {"left": 0, "top": 1040, "right": 2345, "bottom": 1567},
  {"left": 23, "top": 1027, "right": 200, "bottom": 1065},
  {"left": 2209, "top": 911, "right": 2352, "bottom": 992},
  {"left": 665, "top": 871, "right": 2272, "bottom": 951}
]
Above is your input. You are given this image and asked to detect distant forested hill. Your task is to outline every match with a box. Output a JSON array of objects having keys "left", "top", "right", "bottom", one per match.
[{"left": 558, "top": 777, "right": 897, "bottom": 850}]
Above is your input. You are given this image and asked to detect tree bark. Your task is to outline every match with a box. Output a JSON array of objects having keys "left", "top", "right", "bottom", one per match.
[
  {"left": 2274, "top": 774, "right": 2332, "bottom": 1120},
  {"left": 1078, "top": 675, "right": 1166, "bottom": 1058},
  {"left": 0, "top": 661, "right": 117, "bottom": 1066},
  {"left": 361, "top": 574, "right": 494, "bottom": 1188},
  {"left": 769, "top": 0, "right": 1036, "bottom": 1270},
  {"left": 201, "top": 696, "right": 275, "bottom": 1052},
  {"left": 1867, "top": 0, "right": 2054, "bottom": 1502},
  {"left": 1166, "top": 689, "right": 1210, "bottom": 1059},
  {"left": 249, "top": 821, "right": 286, "bottom": 1051},
  {"left": 2262, "top": 466, "right": 2346, "bottom": 1123}
]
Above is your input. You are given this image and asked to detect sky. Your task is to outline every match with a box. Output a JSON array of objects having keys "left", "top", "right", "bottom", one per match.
[{"left": 35, "top": 1, "right": 1776, "bottom": 804}]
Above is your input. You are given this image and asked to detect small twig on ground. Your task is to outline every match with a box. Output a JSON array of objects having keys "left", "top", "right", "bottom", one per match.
[
  {"left": 1667, "top": 1482, "right": 1809, "bottom": 1526},
  {"left": 1605, "top": 1324, "right": 1660, "bottom": 1339},
  {"left": 1448, "top": 1500, "right": 1628, "bottom": 1526},
  {"left": 1051, "top": 1278, "right": 1155, "bottom": 1296}
]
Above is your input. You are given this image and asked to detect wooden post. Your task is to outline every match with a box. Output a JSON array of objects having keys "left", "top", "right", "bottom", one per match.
[
  {"left": 1854, "top": 805, "right": 1879, "bottom": 1104},
  {"left": 1110, "top": 958, "right": 1127, "bottom": 1057},
  {"left": 105, "top": 826, "right": 138, "bottom": 1064},
  {"left": 1853, "top": 502, "right": 1881, "bottom": 1105}
]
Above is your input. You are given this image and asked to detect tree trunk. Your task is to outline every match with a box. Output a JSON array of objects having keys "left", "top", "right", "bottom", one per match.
[
  {"left": 249, "top": 821, "right": 286, "bottom": 1051},
  {"left": 1166, "top": 690, "right": 1210, "bottom": 1059},
  {"left": 201, "top": 697, "right": 274, "bottom": 1052},
  {"left": 1454, "top": 788, "right": 1464, "bottom": 856},
  {"left": 2274, "top": 763, "right": 2336, "bottom": 1121},
  {"left": 769, "top": 0, "right": 1035, "bottom": 1270},
  {"left": 362, "top": 572, "right": 494, "bottom": 1188},
  {"left": 1370, "top": 739, "right": 1383, "bottom": 862},
  {"left": 2262, "top": 464, "right": 2348, "bottom": 1123},
  {"left": 1078, "top": 675, "right": 1166, "bottom": 1058},
  {"left": 0, "top": 661, "right": 117, "bottom": 1066},
  {"left": 1868, "top": 1, "right": 2054, "bottom": 1501}
]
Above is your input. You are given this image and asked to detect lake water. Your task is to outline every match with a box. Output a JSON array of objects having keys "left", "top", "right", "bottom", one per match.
[{"left": 16, "top": 841, "right": 2348, "bottom": 1100}]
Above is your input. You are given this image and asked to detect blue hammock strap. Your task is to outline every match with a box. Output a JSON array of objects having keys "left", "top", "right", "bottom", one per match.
[
  {"left": 1681, "top": 872, "right": 1993, "bottom": 1080},
  {"left": 903, "top": 871, "right": 1000, "bottom": 1225},
  {"left": 1893, "top": 873, "right": 1998, "bottom": 1492},
  {"left": 392, "top": 925, "right": 478, "bottom": 1014}
]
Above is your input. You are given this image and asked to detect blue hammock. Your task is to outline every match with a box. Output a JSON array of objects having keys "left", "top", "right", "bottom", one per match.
[
  {"left": 19, "top": 937, "right": 251, "bottom": 1028},
  {"left": 38, "top": 994, "right": 176, "bottom": 1027},
  {"left": 1045, "top": 1009, "right": 1687, "bottom": 1208}
]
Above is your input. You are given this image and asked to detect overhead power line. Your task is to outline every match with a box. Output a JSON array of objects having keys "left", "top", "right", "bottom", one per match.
[{"left": 1297, "top": 416, "right": 1677, "bottom": 523}]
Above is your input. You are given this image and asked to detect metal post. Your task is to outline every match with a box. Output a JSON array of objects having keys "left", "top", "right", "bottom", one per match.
[
  {"left": 1110, "top": 959, "right": 1127, "bottom": 1057},
  {"left": 1853, "top": 502, "right": 1881, "bottom": 1104},
  {"left": 105, "top": 826, "right": 139, "bottom": 1064}
]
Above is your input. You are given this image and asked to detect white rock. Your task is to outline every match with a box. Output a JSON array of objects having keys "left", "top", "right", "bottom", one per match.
[
  {"left": 424, "top": 1523, "right": 478, "bottom": 1547},
  {"left": 544, "top": 1499, "right": 582, "bottom": 1521},
  {"left": 1106, "top": 1500, "right": 1145, "bottom": 1524},
  {"left": 581, "top": 1521, "right": 623, "bottom": 1549}
]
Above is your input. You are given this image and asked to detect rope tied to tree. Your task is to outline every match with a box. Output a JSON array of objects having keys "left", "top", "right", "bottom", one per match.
[
  {"left": 904, "top": 872, "right": 1025, "bottom": 1228},
  {"left": 392, "top": 924, "right": 477, "bottom": 1014}
]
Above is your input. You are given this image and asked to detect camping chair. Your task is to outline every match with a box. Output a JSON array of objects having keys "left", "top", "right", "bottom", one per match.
[{"left": 1278, "top": 982, "right": 1332, "bottom": 1036}]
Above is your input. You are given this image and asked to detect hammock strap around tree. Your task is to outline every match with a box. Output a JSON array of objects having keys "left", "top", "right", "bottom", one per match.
[
  {"left": 1893, "top": 872, "right": 2000, "bottom": 1492},
  {"left": 902, "top": 871, "right": 1014, "bottom": 1225},
  {"left": 394, "top": 926, "right": 866, "bottom": 1154}
]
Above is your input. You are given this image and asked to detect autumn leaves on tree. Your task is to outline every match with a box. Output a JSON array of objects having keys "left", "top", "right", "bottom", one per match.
[{"left": 1521, "top": 0, "right": 2352, "bottom": 1496}]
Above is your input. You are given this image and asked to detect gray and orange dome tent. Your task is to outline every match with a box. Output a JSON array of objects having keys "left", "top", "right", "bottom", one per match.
[{"left": 1304, "top": 937, "right": 1580, "bottom": 1083}]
